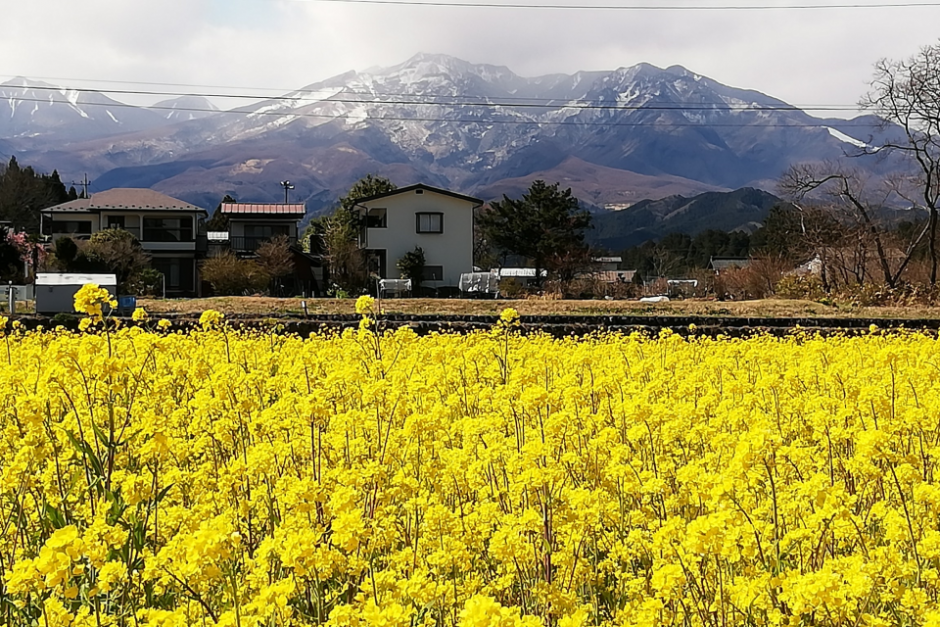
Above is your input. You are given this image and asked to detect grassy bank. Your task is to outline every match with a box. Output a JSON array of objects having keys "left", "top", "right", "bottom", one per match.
[{"left": 136, "top": 296, "right": 940, "bottom": 320}]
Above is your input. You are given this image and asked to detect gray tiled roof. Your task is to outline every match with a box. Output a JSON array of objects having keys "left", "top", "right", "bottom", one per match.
[
  {"left": 42, "top": 189, "right": 206, "bottom": 214},
  {"left": 41, "top": 198, "right": 93, "bottom": 213}
]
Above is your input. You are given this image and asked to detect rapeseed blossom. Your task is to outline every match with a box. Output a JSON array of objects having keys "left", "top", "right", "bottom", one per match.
[
  {"left": 72, "top": 283, "right": 113, "bottom": 320},
  {"left": 355, "top": 295, "right": 376, "bottom": 315},
  {"left": 1, "top": 304, "right": 940, "bottom": 626},
  {"left": 198, "top": 308, "right": 224, "bottom": 329}
]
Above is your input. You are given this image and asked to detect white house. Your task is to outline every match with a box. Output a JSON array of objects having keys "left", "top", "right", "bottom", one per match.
[{"left": 355, "top": 184, "right": 483, "bottom": 288}]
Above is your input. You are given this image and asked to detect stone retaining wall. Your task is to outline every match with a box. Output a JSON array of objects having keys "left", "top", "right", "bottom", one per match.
[{"left": 14, "top": 312, "right": 940, "bottom": 338}]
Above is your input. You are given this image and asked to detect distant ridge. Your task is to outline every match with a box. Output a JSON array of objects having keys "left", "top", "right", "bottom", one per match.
[
  {"left": 589, "top": 187, "right": 787, "bottom": 251},
  {"left": 1, "top": 53, "right": 905, "bottom": 217}
]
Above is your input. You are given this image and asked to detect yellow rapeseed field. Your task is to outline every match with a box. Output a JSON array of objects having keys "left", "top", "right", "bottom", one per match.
[{"left": 2, "top": 289, "right": 940, "bottom": 626}]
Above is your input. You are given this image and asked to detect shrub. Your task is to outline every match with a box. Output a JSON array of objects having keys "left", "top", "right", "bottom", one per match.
[
  {"left": 201, "top": 251, "right": 269, "bottom": 296},
  {"left": 128, "top": 267, "right": 166, "bottom": 297},
  {"left": 498, "top": 277, "right": 525, "bottom": 298},
  {"left": 80, "top": 228, "right": 150, "bottom": 292},
  {"left": 774, "top": 274, "right": 828, "bottom": 300}
]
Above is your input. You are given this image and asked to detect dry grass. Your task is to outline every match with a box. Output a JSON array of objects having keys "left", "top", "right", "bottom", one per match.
[{"left": 135, "top": 296, "right": 940, "bottom": 320}]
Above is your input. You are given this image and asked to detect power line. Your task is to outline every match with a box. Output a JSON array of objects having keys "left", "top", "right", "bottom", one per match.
[
  {"left": 0, "top": 73, "right": 873, "bottom": 108},
  {"left": 0, "top": 94, "right": 877, "bottom": 128},
  {"left": 0, "top": 82, "right": 865, "bottom": 111},
  {"left": 280, "top": 0, "right": 940, "bottom": 9}
]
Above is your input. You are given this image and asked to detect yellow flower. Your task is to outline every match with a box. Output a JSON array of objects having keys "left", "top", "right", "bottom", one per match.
[
  {"left": 499, "top": 308, "right": 519, "bottom": 324},
  {"left": 199, "top": 309, "right": 224, "bottom": 329},
  {"left": 73, "top": 283, "right": 113, "bottom": 320},
  {"left": 132, "top": 307, "right": 149, "bottom": 322},
  {"left": 355, "top": 295, "right": 375, "bottom": 315},
  {"left": 157, "top": 319, "right": 172, "bottom": 330},
  {"left": 1, "top": 314, "right": 939, "bottom": 625}
]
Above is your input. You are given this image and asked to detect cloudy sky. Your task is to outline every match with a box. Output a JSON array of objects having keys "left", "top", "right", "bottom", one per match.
[{"left": 2, "top": 0, "right": 939, "bottom": 117}]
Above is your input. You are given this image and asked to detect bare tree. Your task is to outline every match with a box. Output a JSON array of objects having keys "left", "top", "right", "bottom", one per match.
[
  {"left": 861, "top": 42, "right": 940, "bottom": 283},
  {"left": 256, "top": 235, "right": 295, "bottom": 296},
  {"left": 321, "top": 213, "right": 368, "bottom": 293},
  {"left": 779, "top": 163, "right": 927, "bottom": 287}
]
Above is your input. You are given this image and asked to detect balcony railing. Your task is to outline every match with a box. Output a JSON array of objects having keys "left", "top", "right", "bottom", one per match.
[
  {"left": 142, "top": 228, "right": 193, "bottom": 243},
  {"left": 230, "top": 235, "right": 297, "bottom": 252}
]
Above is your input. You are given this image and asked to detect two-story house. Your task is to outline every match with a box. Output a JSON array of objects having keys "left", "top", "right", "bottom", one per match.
[
  {"left": 355, "top": 184, "right": 483, "bottom": 288},
  {"left": 220, "top": 202, "right": 305, "bottom": 253},
  {"left": 41, "top": 188, "right": 208, "bottom": 295}
]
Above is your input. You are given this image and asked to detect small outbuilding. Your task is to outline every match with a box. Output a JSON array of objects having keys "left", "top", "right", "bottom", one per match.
[{"left": 35, "top": 273, "right": 118, "bottom": 315}]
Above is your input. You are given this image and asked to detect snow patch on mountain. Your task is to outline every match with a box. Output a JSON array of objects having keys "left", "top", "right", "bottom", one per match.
[{"left": 826, "top": 126, "right": 869, "bottom": 149}]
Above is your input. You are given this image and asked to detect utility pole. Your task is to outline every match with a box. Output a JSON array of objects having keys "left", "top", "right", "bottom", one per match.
[
  {"left": 280, "top": 180, "right": 294, "bottom": 204},
  {"left": 70, "top": 174, "right": 91, "bottom": 198}
]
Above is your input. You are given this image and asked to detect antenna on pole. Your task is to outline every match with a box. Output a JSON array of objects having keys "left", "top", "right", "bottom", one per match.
[{"left": 280, "top": 180, "right": 294, "bottom": 204}]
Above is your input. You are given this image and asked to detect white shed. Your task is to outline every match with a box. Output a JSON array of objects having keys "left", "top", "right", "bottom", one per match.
[{"left": 35, "top": 273, "right": 118, "bottom": 315}]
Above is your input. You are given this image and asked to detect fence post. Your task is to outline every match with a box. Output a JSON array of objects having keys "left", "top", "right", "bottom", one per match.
[{"left": 7, "top": 281, "right": 13, "bottom": 315}]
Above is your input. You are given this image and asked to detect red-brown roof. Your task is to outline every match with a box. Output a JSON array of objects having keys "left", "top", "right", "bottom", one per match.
[{"left": 221, "top": 203, "right": 306, "bottom": 216}]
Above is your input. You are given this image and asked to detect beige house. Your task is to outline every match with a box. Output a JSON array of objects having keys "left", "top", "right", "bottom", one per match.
[
  {"left": 41, "top": 188, "right": 208, "bottom": 295},
  {"left": 355, "top": 184, "right": 483, "bottom": 288}
]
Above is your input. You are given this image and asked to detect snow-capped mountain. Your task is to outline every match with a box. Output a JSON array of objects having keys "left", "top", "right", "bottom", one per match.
[
  {"left": 0, "top": 77, "right": 170, "bottom": 141},
  {"left": 3, "top": 54, "right": 902, "bottom": 213},
  {"left": 154, "top": 95, "right": 220, "bottom": 122}
]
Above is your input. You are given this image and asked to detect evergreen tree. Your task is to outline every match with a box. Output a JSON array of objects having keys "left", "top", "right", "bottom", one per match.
[
  {"left": 0, "top": 156, "right": 72, "bottom": 233},
  {"left": 396, "top": 246, "right": 426, "bottom": 292},
  {"left": 478, "top": 180, "right": 591, "bottom": 287},
  {"left": 338, "top": 174, "right": 397, "bottom": 213},
  {"left": 206, "top": 194, "right": 236, "bottom": 231},
  {"left": 0, "top": 226, "right": 22, "bottom": 281}
]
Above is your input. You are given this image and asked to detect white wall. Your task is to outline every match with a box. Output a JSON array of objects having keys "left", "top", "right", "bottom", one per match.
[{"left": 362, "top": 189, "right": 476, "bottom": 287}]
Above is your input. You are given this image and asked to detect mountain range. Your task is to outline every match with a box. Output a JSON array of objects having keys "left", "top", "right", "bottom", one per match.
[
  {"left": 588, "top": 187, "right": 786, "bottom": 251},
  {"left": 0, "top": 53, "right": 906, "bottom": 232}
]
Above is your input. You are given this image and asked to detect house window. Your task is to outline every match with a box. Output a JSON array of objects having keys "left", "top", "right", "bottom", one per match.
[
  {"left": 415, "top": 189, "right": 424, "bottom": 195},
  {"left": 366, "top": 208, "right": 387, "bottom": 228},
  {"left": 143, "top": 217, "right": 193, "bottom": 242},
  {"left": 422, "top": 265, "right": 443, "bottom": 281},
  {"left": 416, "top": 212, "right": 443, "bottom": 234},
  {"left": 106, "top": 216, "right": 125, "bottom": 230},
  {"left": 244, "top": 224, "right": 290, "bottom": 238}
]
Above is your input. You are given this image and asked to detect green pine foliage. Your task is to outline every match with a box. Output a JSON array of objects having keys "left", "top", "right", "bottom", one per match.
[
  {"left": 0, "top": 157, "right": 72, "bottom": 233},
  {"left": 477, "top": 180, "right": 592, "bottom": 286}
]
